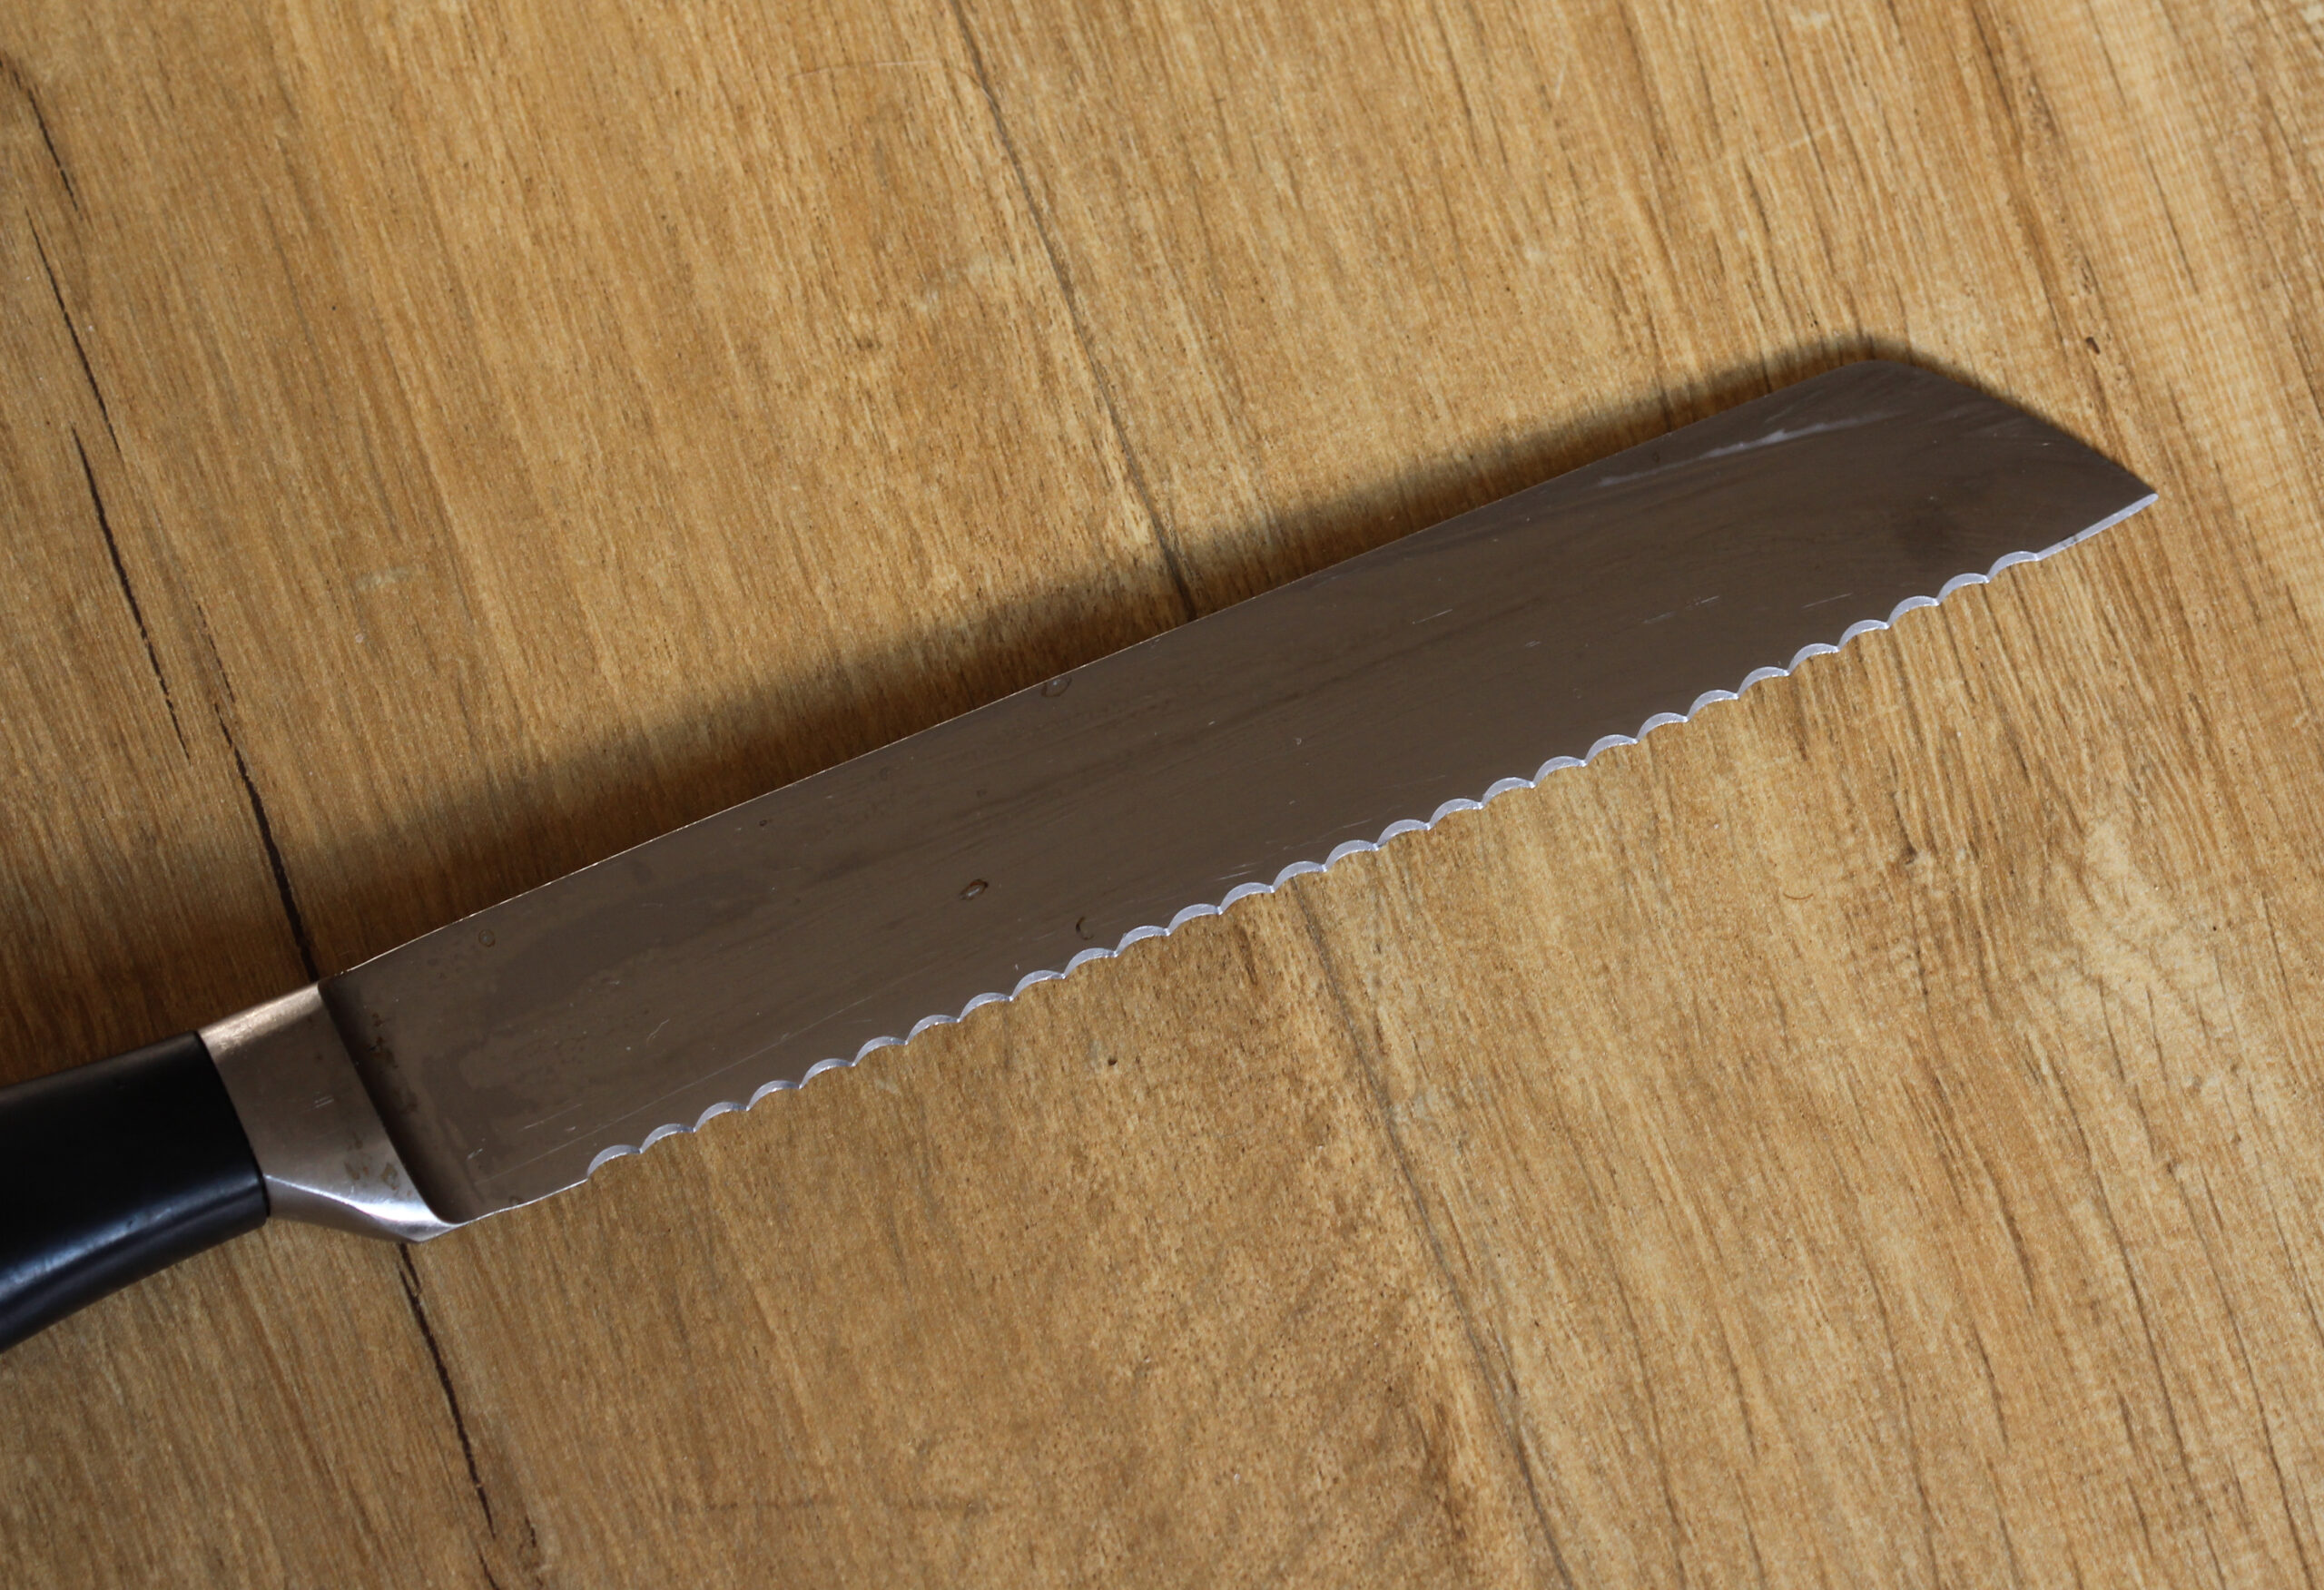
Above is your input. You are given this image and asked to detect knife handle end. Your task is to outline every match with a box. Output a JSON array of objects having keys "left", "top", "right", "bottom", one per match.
[{"left": 0, "top": 1033, "right": 267, "bottom": 1352}]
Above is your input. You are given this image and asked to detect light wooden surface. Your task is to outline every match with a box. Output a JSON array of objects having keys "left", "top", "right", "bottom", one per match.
[{"left": 4, "top": 0, "right": 2322, "bottom": 1582}]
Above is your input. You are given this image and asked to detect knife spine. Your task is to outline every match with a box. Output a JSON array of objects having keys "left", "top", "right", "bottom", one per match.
[{"left": 580, "top": 504, "right": 2152, "bottom": 1179}]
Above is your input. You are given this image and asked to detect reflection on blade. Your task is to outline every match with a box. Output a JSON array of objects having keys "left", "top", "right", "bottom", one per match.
[{"left": 322, "top": 361, "right": 2157, "bottom": 1222}]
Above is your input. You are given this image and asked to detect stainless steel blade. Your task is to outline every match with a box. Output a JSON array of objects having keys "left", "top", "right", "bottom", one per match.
[{"left": 324, "top": 361, "right": 2155, "bottom": 1222}]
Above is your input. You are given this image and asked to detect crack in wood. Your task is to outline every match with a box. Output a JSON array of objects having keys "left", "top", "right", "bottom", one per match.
[
  {"left": 398, "top": 1251, "right": 498, "bottom": 1537},
  {"left": 72, "top": 428, "right": 186, "bottom": 753},
  {"left": 943, "top": 0, "right": 1200, "bottom": 623},
  {"left": 218, "top": 710, "right": 321, "bottom": 983},
  {"left": 0, "top": 54, "right": 78, "bottom": 211},
  {"left": 1287, "top": 888, "right": 1577, "bottom": 1586},
  {"left": 27, "top": 218, "right": 114, "bottom": 446}
]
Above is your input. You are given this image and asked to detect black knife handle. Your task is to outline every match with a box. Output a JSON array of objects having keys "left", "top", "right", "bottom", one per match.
[{"left": 0, "top": 1032, "right": 268, "bottom": 1351}]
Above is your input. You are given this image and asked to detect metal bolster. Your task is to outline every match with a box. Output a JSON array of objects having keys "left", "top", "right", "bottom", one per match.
[{"left": 202, "top": 986, "right": 458, "bottom": 1243}]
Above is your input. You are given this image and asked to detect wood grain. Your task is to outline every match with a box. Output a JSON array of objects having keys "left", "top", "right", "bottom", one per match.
[{"left": 3, "top": 0, "right": 2321, "bottom": 1582}]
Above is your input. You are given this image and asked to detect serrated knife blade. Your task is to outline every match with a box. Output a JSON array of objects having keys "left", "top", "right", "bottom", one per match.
[{"left": 0, "top": 360, "right": 2154, "bottom": 1349}]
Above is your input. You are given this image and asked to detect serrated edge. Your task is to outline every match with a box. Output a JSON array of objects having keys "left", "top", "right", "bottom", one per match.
[{"left": 585, "top": 497, "right": 2153, "bottom": 1174}]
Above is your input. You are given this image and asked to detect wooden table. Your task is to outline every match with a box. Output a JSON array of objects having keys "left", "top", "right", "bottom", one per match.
[{"left": 4, "top": 1, "right": 2320, "bottom": 1583}]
